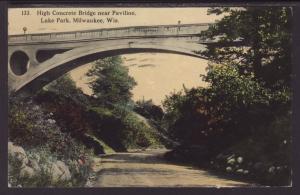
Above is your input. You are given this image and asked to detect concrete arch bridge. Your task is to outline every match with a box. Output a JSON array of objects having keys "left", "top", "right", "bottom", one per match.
[{"left": 8, "top": 23, "right": 228, "bottom": 94}]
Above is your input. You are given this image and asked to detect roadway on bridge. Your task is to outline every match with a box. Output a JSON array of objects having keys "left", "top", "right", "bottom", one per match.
[{"left": 91, "top": 149, "right": 254, "bottom": 187}]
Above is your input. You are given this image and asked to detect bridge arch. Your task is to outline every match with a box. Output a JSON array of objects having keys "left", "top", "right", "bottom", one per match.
[{"left": 9, "top": 40, "right": 208, "bottom": 95}]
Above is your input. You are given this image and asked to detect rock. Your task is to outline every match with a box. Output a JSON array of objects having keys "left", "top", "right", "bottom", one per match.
[
  {"left": 276, "top": 166, "right": 282, "bottom": 171},
  {"left": 32, "top": 105, "right": 40, "bottom": 111},
  {"left": 236, "top": 169, "right": 244, "bottom": 174},
  {"left": 227, "top": 158, "right": 235, "bottom": 165},
  {"left": 50, "top": 161, "right": 71, "bottom": 183},
  {"left": 28, "top": 159, "right": 41, "bottom": 173},
  {"left": 50, "top": 163, "right": 63, "bottom": 182},
  {"left": 283, "top": 140, "right": 287, "bottom": 144},
  {"left": 20, "top": 166, "right": 35, "bottom": 178},
  {"left": 8, "top": 142, "right": 13, "bottom": 149},
  {"left": 268, "top": 166, "right": 276, "bottom": 173},
  {"left": 237, "top": 157, "right": 243, "bottom": 164},
  {"left": 226, "top": 154, "right": 235, "bottom": 161},
  {"left": 85, "top": 180, "right": 93, "bottom": 187},
  {"left": 8, "top": 142, "right": 28, "bottom": 167},
  {"left": 47, "top": 119, "right": 56, "bottom": 124},
  {"left": 226, "top": 166, "right": 233, "bottom": 172},
  {"left": 30, "top": 153, "right": 41, "bottom": 162},
  {"left": 243, "top": 170, "right": 249, "bottom": 174}
]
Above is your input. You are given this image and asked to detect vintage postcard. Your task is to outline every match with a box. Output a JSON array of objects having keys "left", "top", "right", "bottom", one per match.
[{"left": 7, "top": 5, "right": 293, "bottom": 188}]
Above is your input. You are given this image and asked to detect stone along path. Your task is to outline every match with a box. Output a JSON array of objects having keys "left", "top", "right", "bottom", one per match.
[{"left": 91, "top": 149, "right": 254, "bottom": 187}]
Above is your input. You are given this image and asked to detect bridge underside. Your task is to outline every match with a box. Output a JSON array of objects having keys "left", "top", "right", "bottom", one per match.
[{"left": 8, "top": 37, "right": 208, "bottom": 95}]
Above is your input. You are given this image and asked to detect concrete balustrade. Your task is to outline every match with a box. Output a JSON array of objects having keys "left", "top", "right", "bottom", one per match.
[{"left": 9, "top": 23, "right": 211, "bottom": 44}]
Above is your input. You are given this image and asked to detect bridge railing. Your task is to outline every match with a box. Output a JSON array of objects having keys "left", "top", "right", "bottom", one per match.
[{"left": 8, "top": 23, "right": 211, "bottom": 43}]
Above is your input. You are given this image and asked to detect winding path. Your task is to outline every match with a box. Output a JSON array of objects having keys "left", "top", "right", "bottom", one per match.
[{"left": 91, "top": 149, "right": 253, "bottom": 187}]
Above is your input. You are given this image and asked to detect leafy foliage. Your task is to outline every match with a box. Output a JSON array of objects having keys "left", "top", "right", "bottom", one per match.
[
  {"left": 44, "top": 74, "right": 90, "bottom": 106},
  {"left": 9, "top": 98, "right": 86, "bottom": 161},
  {"left": 87, "top": 105, "right": 160, "bottom": 150},
  {"left": 44, "top": 74, "right": 77, "bottom": 96},
  {"left": 201, "top": 7, "right": 292, "bottom": 88},
  {"left": 162, "top": 64, "right": 283, "bottom": 145},
  {"left": 8, "top": 97, "right": 93, "bottom": 187},
  {"left": 87, "top": 56, "right": 137, "bottom": 105},
  {"left": 35, "top": 60, "right": 162, "bottom": 152},
  {"left": 134, "top": 99, "right": 164, "bottom": 121},
  {"left": 163, "top": 7, "right": 292, "bottom": 186}
]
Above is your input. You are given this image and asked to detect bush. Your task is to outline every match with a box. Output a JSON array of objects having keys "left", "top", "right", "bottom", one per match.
[
  {"left": 9, "top": 97, "right": 88, "bottom": 161},
  {"left": 163, "top": 65, "right": 291, "bottom": 149},
  {"left": 209, "top": 113, "right": 291, "bottom": 186},
  {"left": 162, "top": 64, "right": 292, "bottom": 186},
  {"left": 134, "top": 99, "right": 164, "bottom": 121},
  {"left": 8, "top": 97, "right": 93, "bottom": 187},
  {"left": 9, "top": 147, "right": 69, "bottom": 187},
  {"left": 87, "top": 105, "right": 161, "bottom": 150},
  {"left": 120, "top": 111, "right": 159, "bottom": 148}
]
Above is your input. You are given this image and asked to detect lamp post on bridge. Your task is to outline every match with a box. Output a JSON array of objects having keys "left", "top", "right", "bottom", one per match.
[
  {"left": 177, "top": 20, "right": 181, "bottom": 37},
  {"left": 23, "top": 27, "right": 31, "bottom": 41},
  {"left": 23, "top": 27, "right": 27, "bottom": 35}
]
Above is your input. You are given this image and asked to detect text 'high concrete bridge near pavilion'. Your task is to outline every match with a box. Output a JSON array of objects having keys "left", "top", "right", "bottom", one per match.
[{"left": 8, "top": 23, "right": 221, "bottom": 94}]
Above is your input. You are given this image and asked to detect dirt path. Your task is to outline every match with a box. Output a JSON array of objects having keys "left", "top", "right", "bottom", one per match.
[{"left": 91, "top": 149, "right": 254, "bottom": 187}]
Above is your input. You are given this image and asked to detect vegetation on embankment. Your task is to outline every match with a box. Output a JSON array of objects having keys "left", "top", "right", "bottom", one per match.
[
  {"left": 9, "top": 97, "right": 93, "bottom": 187},
  {"left": 162, "top": 7, "right": 292, "bottom": 186},
  {"left": 8, "top": 56, "right": 164, "bottom": 187}
]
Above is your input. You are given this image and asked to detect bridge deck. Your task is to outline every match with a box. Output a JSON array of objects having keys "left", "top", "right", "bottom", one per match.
[{"left": 8, "top": 23, "right": 211, "bottom": 44}]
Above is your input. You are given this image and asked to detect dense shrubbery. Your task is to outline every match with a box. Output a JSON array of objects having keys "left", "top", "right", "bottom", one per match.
[
  {"left": 8, "top": 65, "right": 163, "bottom": 187},
  {"left": 115, "top": 105, "right": 160, "bottom": 148},
  {"left": 9, "top": 147, "right": 61, "bottom": 187},
  {"left": 134, "top": 99, "right": 164, "bottom": 122},
  {"left": 163, "top": 7, "right": 292, "bottom": 186},
  {"left": 8, "top": 97, "right": 93, "bottom": 187},
  {"left": 163, "top": 64, "right": 290, "bottom": 148},
  {"left": 208, "top": 113, "right": 291, "bottom": 186},
  {"left": 163, "top": 64, "right": 291, "bottom": 186},
  {"left": 9, "top": 97, "right": 90, "bottom": 161},
  {"left": 35, "top": 83, "right": 161, "bottom": 152},
  {"left": 87, "top": 104, "right": 160, "bottom": 150},
  {"left": 9, "top": 145, "right": 92, "bottom": 187}
]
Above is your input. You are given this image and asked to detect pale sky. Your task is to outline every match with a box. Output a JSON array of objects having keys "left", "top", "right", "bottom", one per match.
[
  {"left": 71, "top": 53, "right": 209, "bottom": 105},
  {"left": 8, "top": 7, "right": 223, "bottom": 105},
  {"left": 8, "top": 8, "right": 222, "bottom": 35}
]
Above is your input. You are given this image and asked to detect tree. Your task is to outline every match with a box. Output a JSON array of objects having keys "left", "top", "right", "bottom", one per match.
[
  {"left": 161, "top": 8, "right": 292, "bottom": 185},
  {"left": 44, "top": 74, "right": 78, "bottom": 96},
  {"left": 200, "top": 7, "right": 292, "bottom": 89},
  {"left": 199, "top": 7, "right": 292, "bottom": 138},
  {"left": 162, "top": 6, "right": 292, "bottom": 152},
  {"left": 87, "top": 56, "right": 137, "bottom": 105}
]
